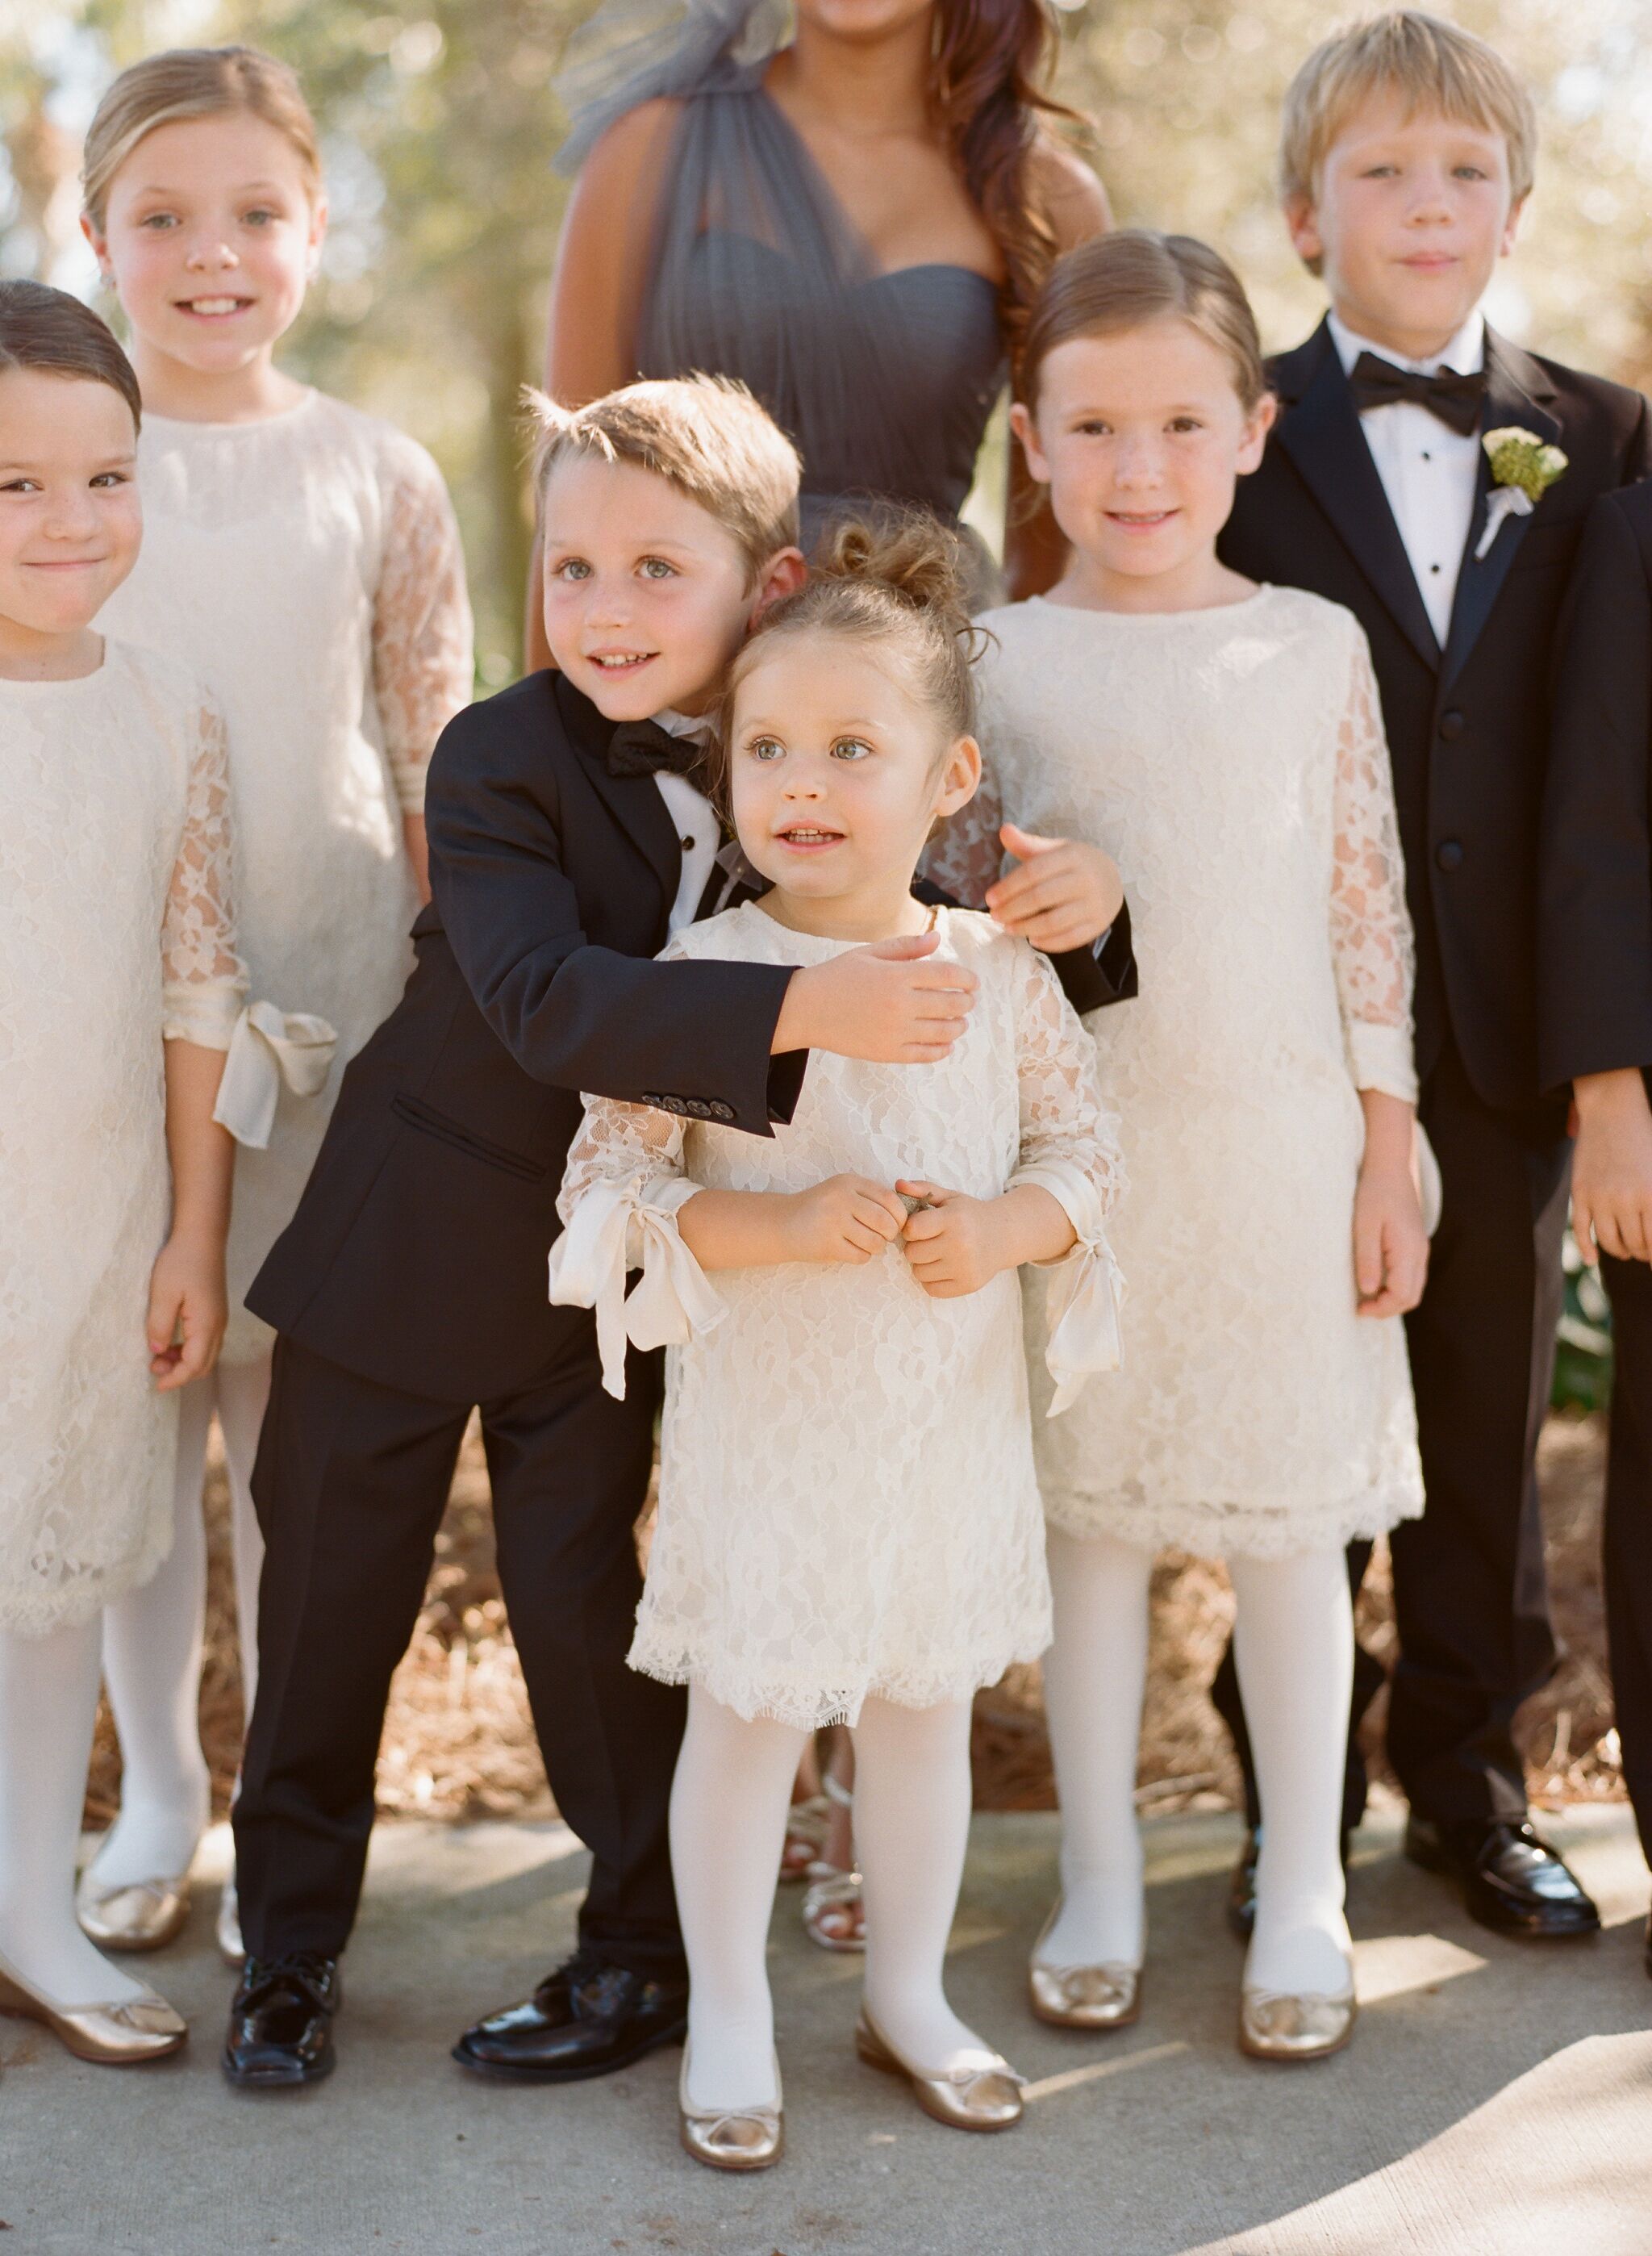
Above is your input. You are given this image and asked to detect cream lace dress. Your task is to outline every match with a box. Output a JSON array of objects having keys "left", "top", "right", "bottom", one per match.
[
  {"left": 98, "top": 391, "right": 474, "bottom": 1358},
  {"left": 549, "top": 904, "right": 1126, "bottom": 1728},
  {"left": 0, "top": 643, "right": 248, "bottom": 1634},
  {"left": 966, "top": 586, "right": 1425, "bottom": 1559}
]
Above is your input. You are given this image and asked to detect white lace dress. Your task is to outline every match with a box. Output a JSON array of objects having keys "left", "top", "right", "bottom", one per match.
[
  {"left": 549, "top": 905, "right": 1125, "bottom": 1728},
  {"left": 968, "top": 586, "right": 1425, "bottom": 1559},
  {"left": 0, "top": 643, "right": 248, "bottom": 1634},
  {"left": 98, "top": 391, "right": 473, "bottom": 1359}
]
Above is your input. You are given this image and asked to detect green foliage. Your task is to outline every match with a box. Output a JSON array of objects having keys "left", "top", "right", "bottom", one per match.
[{"left": 1555, "top": 1233, "right": 1613, "bottom": 1413}]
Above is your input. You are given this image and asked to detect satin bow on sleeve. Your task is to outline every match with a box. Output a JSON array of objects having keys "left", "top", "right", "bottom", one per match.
[
  {"left": 548, "top": 1176, "right": 726, "bottom": 1399},
  {"left": 211, "top": 1001, "right": 339, "bottom": 1149},
  {"left": 1011, "top": 1162, "right": 1126, "bottom": 1416}
]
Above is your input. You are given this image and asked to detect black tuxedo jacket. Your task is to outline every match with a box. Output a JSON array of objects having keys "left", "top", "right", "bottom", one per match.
[
  {"left": 1220, "top": 318, "right": 1651, "bottom": 1116},
  {"left": 250, "top": 671, "right": 1134, "bottom": 1405},
  {"left": 1539, "top": 481, "right": 1652, "bottom": 1092}
]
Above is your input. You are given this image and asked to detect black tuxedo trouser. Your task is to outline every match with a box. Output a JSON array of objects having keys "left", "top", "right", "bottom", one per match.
[
  {"left": 1601, "top": 1251, "right": 1652, "bottom": 1861},
  {"left": 233, "top": 1331, "right": 686, "bottom": 1974},
  {"left": 1212, "top": 1040, "right": 1571, "bottom": 1829}
]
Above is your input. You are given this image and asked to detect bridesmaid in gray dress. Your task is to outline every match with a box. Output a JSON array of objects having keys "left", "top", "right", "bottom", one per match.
[{"left": 536, "top": 0, "right": 1112, "bottom": 1945}]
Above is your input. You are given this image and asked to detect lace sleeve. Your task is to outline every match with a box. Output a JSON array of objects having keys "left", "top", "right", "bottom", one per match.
[
  {"left": 1330, "top": 624, "right": 1419, "bottom": 1104},
  {"left": 550, "top": 1093, "right": 724, "bottom": 1400},
  {"left": 920, "top": 755, "right": 1006, "bottom": 908},
  {"left": 372, "top": 435, "right": 475, "bottom": 815},
  {"left": 1005, "top": 944, "right": 1126, "bottom": 1411},
  {"left": 161, "top": 694, "right": 248, "bottom": 1051}
]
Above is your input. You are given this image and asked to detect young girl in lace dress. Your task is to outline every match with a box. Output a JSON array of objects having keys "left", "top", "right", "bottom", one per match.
[
  {"left": 74, "top": 48, "right": 474, "bottom": 1960},
  {"left": 549, "top": 517, "right": 1123, "bottom": 2168},
  {"left": 974, "top": 233, "right": 1428, "bottom": 2062},
  {"left": 0, "top": 286, "right": 248, "bottom": 2062}
]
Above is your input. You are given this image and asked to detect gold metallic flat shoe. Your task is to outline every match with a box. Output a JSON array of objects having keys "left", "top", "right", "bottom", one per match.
[
  {"left": 75, "top": 1867, "right": 191, "bottom": 1953},
  {"left": 678, "top": 2045, "right": 784, "bottom": 2171},
  {"left": 854, "top": 2010, "right": 1024, "bottom": 2132},
  {"left": 1238, "top": 1983, "right": 1357, "bottom": 2062},
  {"left": 216, "top": 1873, "right": 246, "bottom": 1969},
  {"left": 801, "top": 1867, "right": 865, "bottom": 1953},
  {"left": 1028, "top": 1903, "right": 1142, "bottom": 2031},
  {"left": 0, "top": 1952, "right": 186, "bottom": 2066}
]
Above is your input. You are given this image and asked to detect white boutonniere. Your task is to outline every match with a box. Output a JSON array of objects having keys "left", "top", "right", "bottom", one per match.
[{"left": 1475, "top": 426, "right": 1568, "bottom": 559}]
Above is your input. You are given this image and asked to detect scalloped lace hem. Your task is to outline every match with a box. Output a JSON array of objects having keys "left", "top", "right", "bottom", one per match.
[
  {"left": 0, "top": 1524, "right": 173, "bottom": 1638},
  {"left": 1041, "top": 1483, "right": 1425, "bottom": 1562},
  {"left": 628, "top": 1625, "right": 1052, "bottom": 1731}
]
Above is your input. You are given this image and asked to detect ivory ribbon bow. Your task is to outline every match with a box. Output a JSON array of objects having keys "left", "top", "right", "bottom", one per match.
[
  {"left": 211, "top": 1001, "right": 338, "bottom": 1149},
  {"left": 549, "top": 1179, "right": 726, "bottom": 1399},
  {"left": 1013, "top": 1164, "right": 1126, "bottom": 1414}
]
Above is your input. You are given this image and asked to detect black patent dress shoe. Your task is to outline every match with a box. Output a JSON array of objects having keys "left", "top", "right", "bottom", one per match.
[
  {"left": 1404, "top": 1815, "right": 1600, "bottom": 1939},
  {"left": 453, "top": 1948, "right": 688, "bottom": 2083},
  {"left": 1227, "top": 1825, "right": 1353, "bottom": 1942},
  {"left": 222, "top": 1953, "right": 340, "bottom": 2089}
]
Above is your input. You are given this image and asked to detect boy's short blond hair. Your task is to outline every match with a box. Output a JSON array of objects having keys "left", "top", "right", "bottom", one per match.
[
  {"left": 526, "top": 376, "right": 801, "bottom": 583},
  {"left": 1279, "top": 10, "right": 1537, "bottom": 211}
]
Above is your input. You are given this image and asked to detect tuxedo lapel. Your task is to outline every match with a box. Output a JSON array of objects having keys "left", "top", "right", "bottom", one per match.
[
  {"left": 553, "top": 675, "right": 683, "bottom": 904},
  {"left": 1274, "top": 321, "right": 1441, "bottom": 672},
  {"left": 1440, "top": 330, "right": 1562, "bottom": 692}
]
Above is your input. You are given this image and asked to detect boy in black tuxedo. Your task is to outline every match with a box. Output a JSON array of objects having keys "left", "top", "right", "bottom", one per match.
[
  {"left": 1540, "top": 487, "right": 1652, "bottom": 1977},
  {"left": 1212, "top": 10, "right": 1650, "bottom": 1941},
  {"left": 223, "top": 378, "right": 1133, "bottom": 2089}
]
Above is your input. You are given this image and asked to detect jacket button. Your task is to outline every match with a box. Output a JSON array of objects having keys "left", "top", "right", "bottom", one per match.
[
  {"left": 1437, "top": 710, "right": 1466, "bottom": 742},
  {"left": 1435, "top": 839, "right": 1464, "bottom": 872},
  {"left": 710, "top": 1101, "right": 734, "bottom": 1122}
]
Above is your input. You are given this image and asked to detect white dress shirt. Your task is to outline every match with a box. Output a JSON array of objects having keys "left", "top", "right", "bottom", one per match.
[
  {"left": 1330, "top": 310, "right": 1486, "bottom": 646},
  {"left": 653, "top": 708, "right": 721, "bottom": 935}
]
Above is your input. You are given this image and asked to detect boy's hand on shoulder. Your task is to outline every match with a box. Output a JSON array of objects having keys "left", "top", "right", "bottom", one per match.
[
  {"left": 987, "top": 825, "right": 1124, "bottom": 955},
  {"left": 146, "top": 1226, "right": 228, "bottom": 1391},
  {"left": 898, "top": 1180, "right": 1010, "bottom": 1298},
  {"left": 775, "top": 934, "right": 978, "bottom": 1065},
  {"left": 786, "top": 1175, "right": 907, "bottom": 1265},
  {"left": 1572, "top": 1069, "right": 1652, "bottom": 1264}
]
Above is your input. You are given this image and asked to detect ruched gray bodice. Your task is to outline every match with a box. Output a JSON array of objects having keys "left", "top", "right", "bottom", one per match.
[{"left": 636, "top": 74, "right": 1007, "bottom": 548}]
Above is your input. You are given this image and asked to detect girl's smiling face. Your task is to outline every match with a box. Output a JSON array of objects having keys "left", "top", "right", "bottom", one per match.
[
  {"left": 0, "top": 367, "right": 140, "bottom": 665},
  {"left": 729, "top": 633, "right": 979, "bottom": 938},
  {"left": 1012, "top": 318, "right": 1274, "bottom": 607},
  {"left": 86, "top": 111, "right": 324, "bottom": 385}
]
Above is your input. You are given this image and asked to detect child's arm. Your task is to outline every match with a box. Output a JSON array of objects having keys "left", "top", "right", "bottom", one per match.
[
  {"left": 371, "top": 435, "right": 475, "bottom": 907},
  {"left": 678, "top": 1178, "right": 905, "bottom": 1272},
  {"left": 1329, "top": 624, "right": 1429, "bottom": 1317}
]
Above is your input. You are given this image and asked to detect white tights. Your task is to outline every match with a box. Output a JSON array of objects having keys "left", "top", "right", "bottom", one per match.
[
  {"left": 671, "top": 1688, "right": 995, "bottom": 2112},
  {"left": 1041, "top": 1527, "right": 1353, "bottom": 1996},
  {"left": 0, "top": 1617, "right": 152, "bottom": 2007},
  {"left": 87, "top": 1357, "right": 269, "bottom": 1891}
]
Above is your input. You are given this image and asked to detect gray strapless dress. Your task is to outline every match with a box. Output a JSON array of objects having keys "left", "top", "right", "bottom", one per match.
[{"left": 635, "top": 70, "right": 1007, "bottom": 562}]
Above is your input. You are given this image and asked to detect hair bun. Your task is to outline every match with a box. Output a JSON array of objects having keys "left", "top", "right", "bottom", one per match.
[{"left": 814, "top": 505, "right": 976, "bottom": 645}]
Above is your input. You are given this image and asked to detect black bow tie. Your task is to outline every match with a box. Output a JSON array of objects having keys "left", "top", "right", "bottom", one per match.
[
  {"left": 1350, "top": 351, "right": 1487, "bottom": 437},
  {"left": 603, "top": 716, "right": 707, "bottom": 782}
]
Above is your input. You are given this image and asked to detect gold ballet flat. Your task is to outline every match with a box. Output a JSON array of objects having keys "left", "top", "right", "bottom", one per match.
[
  {"left": 854, "top": 2010, "right": 1024, "bottom": 2133},
  {"left": 678, "top": 2045, "right": 784, "bottom": 2172},
  {"left": 0, "top": 1952, "right": 186, "bottom": 2066},
  {"left": 75, "top": 1866, "right": 191, "bottom": 1953},
  {"left": 1028, "top": 1903, "right": 1142, "bottom": 2031},
  {"left": 1238, "top": 1983, "right": 1357, "bottom": 2063}
]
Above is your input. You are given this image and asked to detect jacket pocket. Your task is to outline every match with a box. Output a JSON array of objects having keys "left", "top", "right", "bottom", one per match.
[{"left": 391, "top": 1093, "right": 549, "bottom": 1182}]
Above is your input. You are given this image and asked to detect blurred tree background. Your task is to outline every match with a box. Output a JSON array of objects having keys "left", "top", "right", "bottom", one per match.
[{"left": 5, "top": 0, "right": 1652, "bottom": 687}]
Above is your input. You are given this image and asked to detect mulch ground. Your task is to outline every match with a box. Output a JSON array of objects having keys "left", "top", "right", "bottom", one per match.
[{"left": 86, "top": 1410, "right": 1623, "bottom": 1829}]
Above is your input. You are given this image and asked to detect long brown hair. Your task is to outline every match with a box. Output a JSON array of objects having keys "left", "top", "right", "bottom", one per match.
[{"left": 930, "top": 0, "right": 1087, "bottom": 340}]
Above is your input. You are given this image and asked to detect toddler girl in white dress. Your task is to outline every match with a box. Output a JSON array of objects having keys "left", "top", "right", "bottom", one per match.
[
  {"left": 75, "top": 47, "right": 474, "bottom": 1957},
  {"left": 0, "top": 285, "right": 249, "bottom": 2062},
  {"left": 550, "top": 516, "right": 1124, "bottom": 2167},
  {"left": 963, "top": 232, "right": 1429, "bottom": 2063}
]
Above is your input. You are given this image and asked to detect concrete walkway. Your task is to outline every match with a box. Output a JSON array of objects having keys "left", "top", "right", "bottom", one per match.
[{"left": 4, "top": 1807, "right": 1649, "bottom": 2256}]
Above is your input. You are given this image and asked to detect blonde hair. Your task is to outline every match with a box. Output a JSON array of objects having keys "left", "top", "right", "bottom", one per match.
[
  {"left": 1018, "top": 230, "right": 1266, "bottom": 414},
  {"left": 82, "top": 46, "right": 323, "bottom": 229},
  {"left": 1279, "top": 10, "right": 1537, "bottom": 222},
  {"left": 718, "top": 508, "right": 982, "bottom": 788},
  {"left": 525, "top": 375, "right": 800, "bottom": 583}
]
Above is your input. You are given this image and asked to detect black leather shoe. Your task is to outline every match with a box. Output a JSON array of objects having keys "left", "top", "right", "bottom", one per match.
[
  {"left": 1227, "top": 1825, "right": 1353, "bottom": 1942},
  {"left": 222, "top": 1953, "right": 340, "bottom": 2089},
  {"left": 453, "top": 1948, "right": 688, "bottom": 2083},
  {"left": 1404, "top": 1816, "right": 1600, "bottom": 1939}
]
